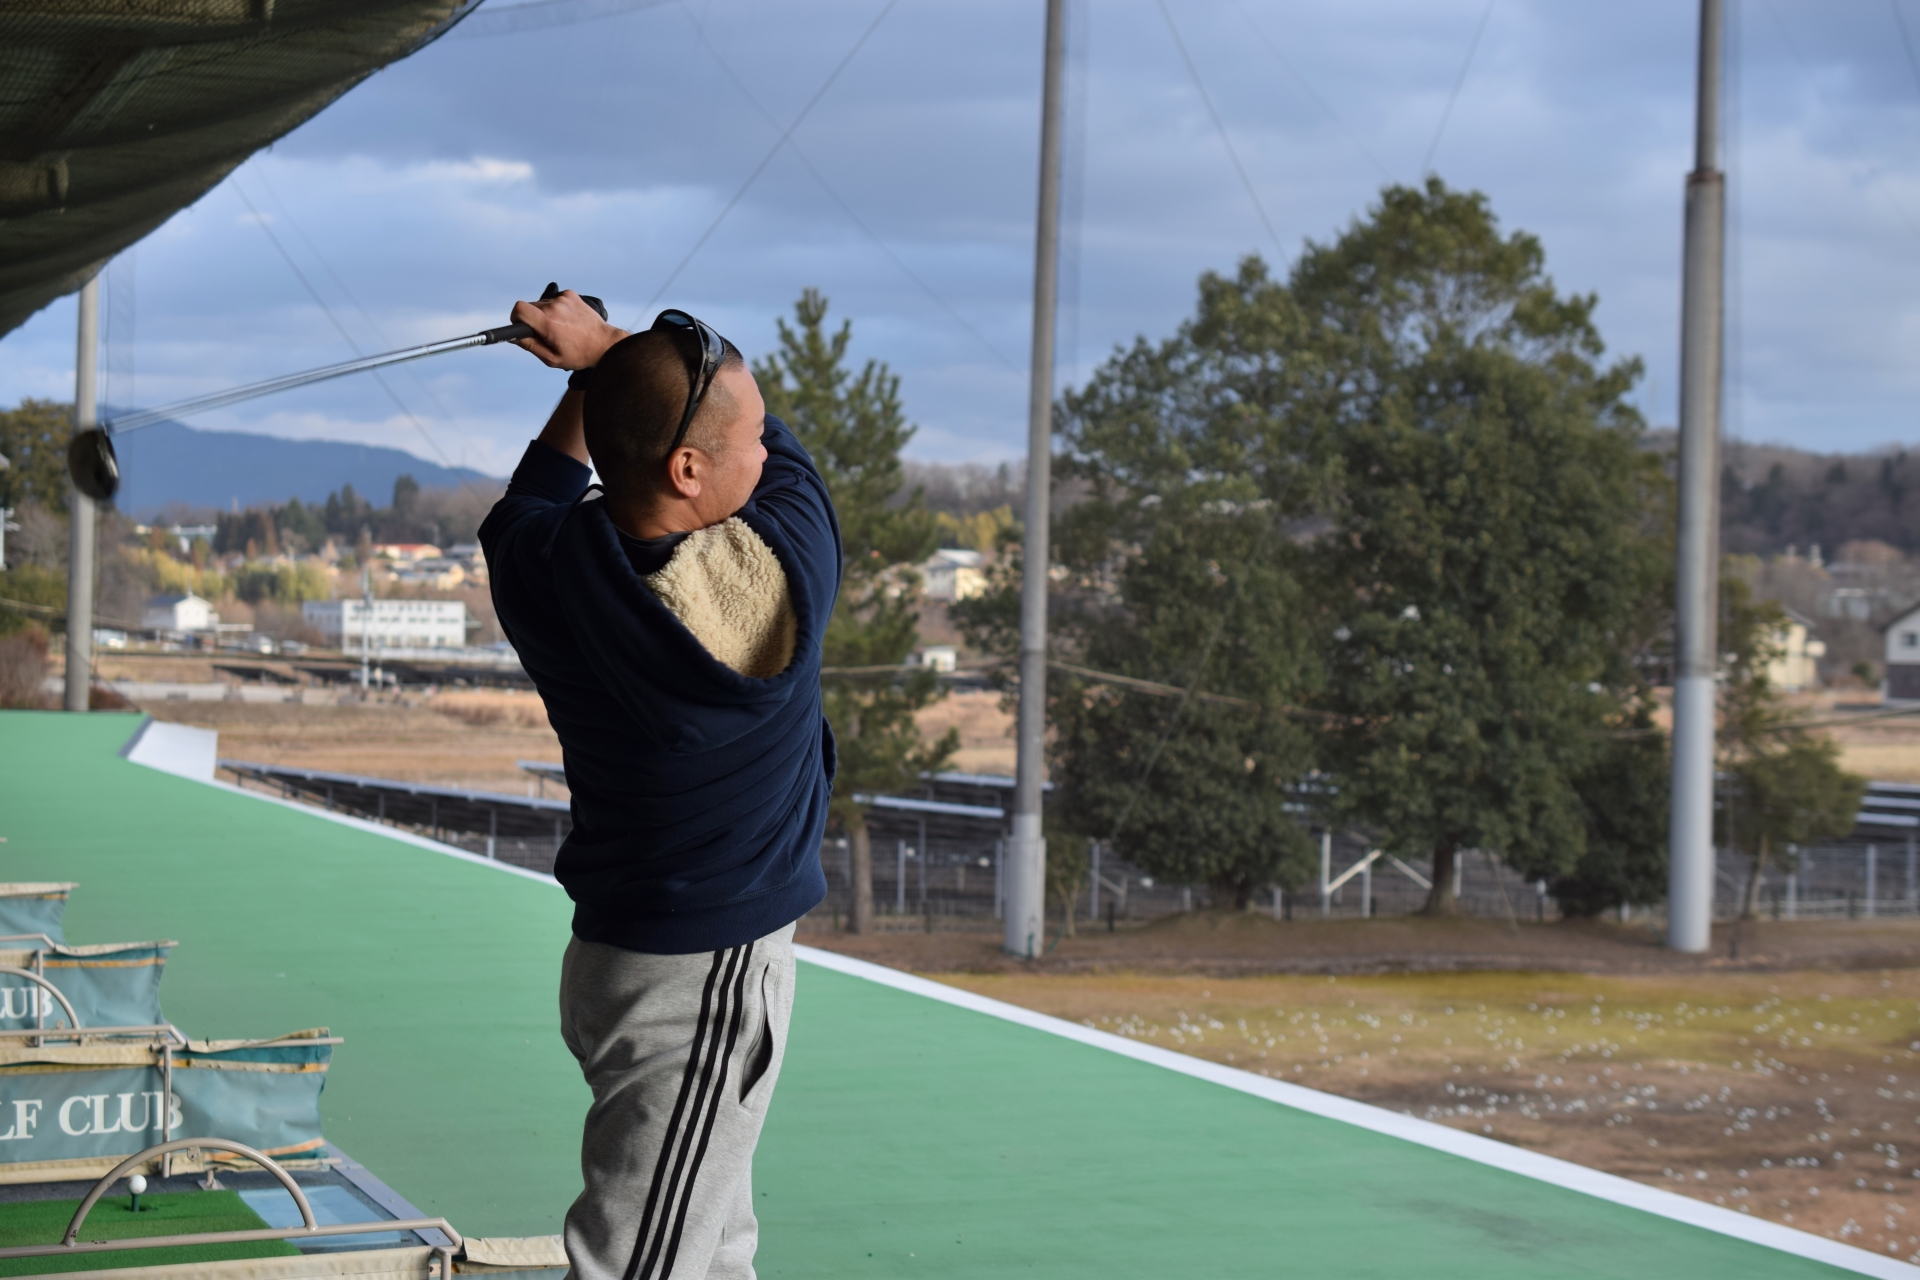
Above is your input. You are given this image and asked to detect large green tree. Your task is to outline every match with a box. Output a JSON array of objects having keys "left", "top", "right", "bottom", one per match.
[
  {"left": 962, "top": 181, "right": 1669, "bottom": 916},
  {"left": 0, "top": 399, "right": 72, "bottom": 515},
  {"left": 756, "top": 289, "right": 955, "bottom": 933},
  {"left": 956, "top": 243, "right": 1332, "bottom": 908},
  {"left": 1301, "top": 181, "right": 1668, "bottom": 913}
]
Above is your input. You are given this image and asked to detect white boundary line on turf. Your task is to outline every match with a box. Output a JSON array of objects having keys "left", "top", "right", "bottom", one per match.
[{"left": 795, "top": 944, "right": 1920, "bottom": 1280}]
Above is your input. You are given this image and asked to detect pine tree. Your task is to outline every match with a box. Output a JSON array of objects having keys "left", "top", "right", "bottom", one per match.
[{"left": 755, "top": 289, "right": 955, "bottom": 933}]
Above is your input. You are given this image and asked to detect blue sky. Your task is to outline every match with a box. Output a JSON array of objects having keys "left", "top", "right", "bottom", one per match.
[{"left": 5, "top": 0, "right": 1920, "bottom": 477}]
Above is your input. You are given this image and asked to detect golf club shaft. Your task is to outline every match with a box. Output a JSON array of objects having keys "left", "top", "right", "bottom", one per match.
[{"left": 101, "top": 321, "right": 532, "bottom": 435}]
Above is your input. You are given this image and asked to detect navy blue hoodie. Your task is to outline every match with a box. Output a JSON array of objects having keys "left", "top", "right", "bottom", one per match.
[{"left": 479, "top": 415, "right": 840, "bottom": 953}]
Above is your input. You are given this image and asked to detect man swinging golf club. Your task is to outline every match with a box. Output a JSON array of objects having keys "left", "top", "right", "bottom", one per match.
[{"left": 479, "top": 289, "right": 840, "bottom": 1280}]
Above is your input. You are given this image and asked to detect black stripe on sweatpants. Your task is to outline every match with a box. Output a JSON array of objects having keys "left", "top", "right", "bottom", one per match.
[
  {"left": 620, "top": 948, "right": 730, "bottom": 1280},
  {"left": 655, "top": 940, "right": 756, "bottom": 1278},
  {"left": 632, "top": 943, "right": 746, "bottom": 1280}
]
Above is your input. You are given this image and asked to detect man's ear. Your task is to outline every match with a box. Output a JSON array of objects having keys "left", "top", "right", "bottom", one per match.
[{"left": 664, "top": 447, "right": 703, "bottom": 500}]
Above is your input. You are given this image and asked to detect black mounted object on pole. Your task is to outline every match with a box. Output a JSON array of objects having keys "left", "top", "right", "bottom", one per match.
[{"left": 66, "top": 428, "right": 118, "bottom": 503}]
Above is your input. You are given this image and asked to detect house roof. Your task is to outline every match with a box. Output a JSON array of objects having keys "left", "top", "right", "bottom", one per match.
[
  {"left": 0, "top": 0, "right": 477, "bottom": 338},
  {"left": 144, "top": 592, "right": 206, "bottom": 607},
  {"left": 1878, "top": 600, "right": 1920, "bottom": 632}
]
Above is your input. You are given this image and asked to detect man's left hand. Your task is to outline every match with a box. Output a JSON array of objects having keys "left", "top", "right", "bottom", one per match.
[{"left": 510, "top": 290, "right": 629, "bottom": 370}]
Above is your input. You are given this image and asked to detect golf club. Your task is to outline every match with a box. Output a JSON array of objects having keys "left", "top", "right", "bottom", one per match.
[{"left": 67, "top": 283, "right": 605, "bottom": 502}]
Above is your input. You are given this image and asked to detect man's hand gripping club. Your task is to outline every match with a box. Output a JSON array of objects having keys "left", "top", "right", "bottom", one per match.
[{"left": 510, "top": 287, "right": 628, "bottom": 467}]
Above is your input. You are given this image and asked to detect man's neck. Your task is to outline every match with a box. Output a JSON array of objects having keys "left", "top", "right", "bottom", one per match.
[{"left": 608, "top": 491, "right": 705, "bottom": 541}]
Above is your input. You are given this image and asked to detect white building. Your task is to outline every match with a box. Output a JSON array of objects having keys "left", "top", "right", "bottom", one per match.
[
  {"left": 143, "top": 593, "right": 216, "bottom": 632},
  {"left": 1885, "top": 603, "right": 1920, "bottom": 703},
  {"left": 909, "top": 644, "right": 958, "bottom": 672},
  {"left": 303, "top": 599, "right": 470, "bottom": 652},
  {"left": 1765, "top": 609, "right": 1825, "bottom": 692},
  {"left": 921, "top": 549, "right": 985, "bottom": 601}
]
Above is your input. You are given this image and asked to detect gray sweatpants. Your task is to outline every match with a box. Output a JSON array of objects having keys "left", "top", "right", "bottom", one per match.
[{"left": 558, "top": 923, "right": 796, "bottom": 1280}]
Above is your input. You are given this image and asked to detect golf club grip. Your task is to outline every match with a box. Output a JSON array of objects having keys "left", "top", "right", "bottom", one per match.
[{"left": 481, "top": 291, "right": 608, "bottom": 345}]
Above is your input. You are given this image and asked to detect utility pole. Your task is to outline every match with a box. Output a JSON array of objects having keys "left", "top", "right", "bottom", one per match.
[
  {"left": 1006, "top": 0, "right": 1066, "bottom": 960},
  {"left": 1668, "top": 0, "right": 1725, "bottom": 954},
  {"left": 64, "top": 277, "right": 100, "bottom": 713}
]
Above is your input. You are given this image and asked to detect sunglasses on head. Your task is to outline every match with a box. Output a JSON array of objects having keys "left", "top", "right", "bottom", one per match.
[{"left": 651, "top": 309, "right": 729, "bottom": 454}]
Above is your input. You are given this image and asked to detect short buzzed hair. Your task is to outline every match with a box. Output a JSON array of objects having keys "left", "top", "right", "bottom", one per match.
[{"left": 582, "top": 329, "right": 745, "bottom": 496}]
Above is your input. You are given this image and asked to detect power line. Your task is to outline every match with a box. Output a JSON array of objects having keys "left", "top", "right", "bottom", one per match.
[
  {"left": 1893, "top": 0, "right": 1920, "bottom": 99},
  {"left": 247, "top": 166, "right": 482, "bottom": 458},
  {"left": 1234, "top": 0, "right": 1392, "bottom": 181},
  {"left": 637, "top": 0, "right": 901, "bottom": 317},
  {"left": 1420, "top": 0, "right": 1495, "bottom": 178},
  {"left": 229, "top": 177, "right": 477, "bottom": 487},
  {"left": 1154, "top": 0, "right": 1284, "bottom": 261},
  {"left": 679, "top": 3, "right": 1018, "bottom": 371}
]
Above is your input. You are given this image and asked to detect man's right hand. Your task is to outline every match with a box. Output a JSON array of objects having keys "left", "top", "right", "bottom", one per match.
[{"left": 510, "top": 290, "right": 629, "bottom": 371}]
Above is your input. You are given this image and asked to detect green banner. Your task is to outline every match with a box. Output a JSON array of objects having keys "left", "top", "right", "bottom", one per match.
[
  {"left": 0, "top": 885, "right": 74, "bottom": 945},
  {"left": 0, "top": 1034, "right": 330, "bottom": 1168},
  {"left": 0, "top": 942, "right": 172, "bottom": 1032}
]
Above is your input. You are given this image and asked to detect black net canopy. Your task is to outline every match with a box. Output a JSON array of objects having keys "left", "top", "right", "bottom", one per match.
[{"left": 0, "top": 0, "right": 477, "bottom": 338}]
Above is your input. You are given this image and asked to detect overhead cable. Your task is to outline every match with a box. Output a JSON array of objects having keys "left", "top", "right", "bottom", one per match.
[
  {"left": 1893, "top": 0, "right": 1920, "bottom": 95},
  {"left": 249, "top": 167, "right": 482, "bottom": 457},
  {"left": 1154, "top": 0, "right": 1285, "bottom": 261},
  {"left": 230, "top": 178, "right": 476, "bottom": 483},
  {"left": 1234, "top": 0, "right": 1392, "bottom": 181},
  {"left": 637, "top": 0, "right": 901, "bottom": 317},
  {"left": 679, "top": 3, "right": 1018, "bottom": 372},
  {"left": 1420, "top": 0, "right": 1495, "bottom": 178}
]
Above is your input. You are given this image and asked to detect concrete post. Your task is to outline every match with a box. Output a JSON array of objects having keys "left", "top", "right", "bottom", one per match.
[
  {"left": 1005, "top": 0, "right": 1067, "bottom": 960},
  {"left": 64, "top": 276, "right": 100, "bottom": 713},
  {"left": 1668, "top": 0, "right": 1726, "bottom": 954},
  {"left": 1319, "top": 830, "right": 1331, "bottom": 918},
  {"left": 1866, "top": 844, "right": 1878, "bottom": 918}
]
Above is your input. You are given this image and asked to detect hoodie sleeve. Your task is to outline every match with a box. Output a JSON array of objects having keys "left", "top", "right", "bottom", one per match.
[{"left": 742, "top": 414, "right": 843, "bottom": 631}]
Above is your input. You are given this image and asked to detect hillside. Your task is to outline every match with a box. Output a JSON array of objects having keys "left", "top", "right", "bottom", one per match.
[{"left": 108, "top": 418, "right": 496, "bottom": 517}]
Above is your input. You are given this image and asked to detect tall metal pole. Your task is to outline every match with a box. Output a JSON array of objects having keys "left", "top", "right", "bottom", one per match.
[
  {"left": 64, "top": 277, "right": 100, "bottom": 713},
  {"left": 1005, "top": 0, "right": 1066, "bottom": 959},
  {"left": 1668, "top": 0, "right": 1725, "bottom": 953}
]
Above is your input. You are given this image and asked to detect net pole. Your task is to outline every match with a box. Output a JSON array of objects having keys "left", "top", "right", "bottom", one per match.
[
  {"left": 1668, "top": 0, "right": 1725, "bottom": 953},
  {"left": 64, "top": 277, "right": 99, "bottom": 713},
  {"left": 1006, "top": 0, "right": 1066, "bottom": 959}
]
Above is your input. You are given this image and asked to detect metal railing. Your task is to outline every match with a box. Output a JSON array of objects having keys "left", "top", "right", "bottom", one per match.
[{"left": 0, "top": 1137, "right": 461, "bottom": 1274}]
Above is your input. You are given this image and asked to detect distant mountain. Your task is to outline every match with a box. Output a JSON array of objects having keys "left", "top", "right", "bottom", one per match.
[{"left": 107, "top": 418, "right": 499, "bottom": 517}]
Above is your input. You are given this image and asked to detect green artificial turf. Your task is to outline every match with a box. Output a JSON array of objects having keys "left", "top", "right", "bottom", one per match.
[
  {"left": 0, "top": 713, "right": 1871, "bottom": 1276},
  {"left": 0, "top": 1191, "right": 297, "bottom": 1275},
  {"left": 0, "top": 713, "right": 584, "bottom": 1238}
]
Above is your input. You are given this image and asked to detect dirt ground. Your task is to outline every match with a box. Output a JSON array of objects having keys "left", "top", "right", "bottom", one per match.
[
  {"left": 800, "top": 919, "right": 1920, "bottom": 1261},
  {"left": 799, "top": 911, "right": 1920, "bottom": 976},
  {"left": 914, "top": 688, "right": 1015, "bottom": 776},
  {"left": 143, "top": 690, "right": 564, "bottom": 794}
]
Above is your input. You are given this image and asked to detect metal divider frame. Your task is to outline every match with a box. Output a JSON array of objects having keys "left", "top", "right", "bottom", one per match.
[{"left": 0, "top": 1137, "right": 463, "bottom": 1277}]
